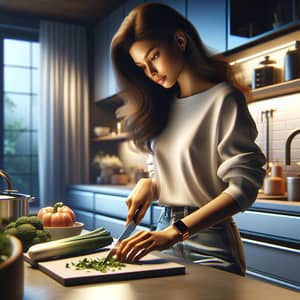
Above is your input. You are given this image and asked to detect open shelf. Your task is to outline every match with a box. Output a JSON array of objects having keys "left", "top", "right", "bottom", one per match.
[
  {"left": 91, "top": 132, "right": 130, "bottom": 142},
  {"left": 249, "top": 78, "right": 300, "bottom": 102}
]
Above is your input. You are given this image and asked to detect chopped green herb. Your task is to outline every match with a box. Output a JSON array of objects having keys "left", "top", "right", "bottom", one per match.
[{"left": 65, "top": 257, "right": 126, "bottom": 273}]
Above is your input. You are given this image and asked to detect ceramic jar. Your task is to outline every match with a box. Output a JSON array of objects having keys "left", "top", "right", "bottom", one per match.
[{"left": 263, "top": 164, "right": 285, "bottom": 196}]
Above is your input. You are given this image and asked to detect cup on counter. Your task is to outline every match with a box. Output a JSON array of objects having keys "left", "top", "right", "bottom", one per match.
[{"left": 287, "top": 176, "right": 300, "bottom": 201}]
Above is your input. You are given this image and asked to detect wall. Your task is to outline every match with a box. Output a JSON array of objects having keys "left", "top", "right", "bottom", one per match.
[{"left": 248, "top": 93, "right": 300, "bottom": 177}]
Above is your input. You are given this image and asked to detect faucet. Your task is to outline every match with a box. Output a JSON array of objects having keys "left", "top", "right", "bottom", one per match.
[
  {"left": 285, "top": 128, "right": 300, "bottom": 165},
  {"left": 0, "top": 169, "right": 14, "bottom": 191}
]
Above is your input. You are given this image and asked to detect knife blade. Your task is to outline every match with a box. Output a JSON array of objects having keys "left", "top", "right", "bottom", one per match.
[{"left": 103, "top": 206, "right": 142, "bottom": 263}]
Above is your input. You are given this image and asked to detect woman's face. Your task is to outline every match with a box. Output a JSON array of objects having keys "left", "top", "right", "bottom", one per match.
[{"left": 129, "top": 36, "right": 186, "bottom": 88}]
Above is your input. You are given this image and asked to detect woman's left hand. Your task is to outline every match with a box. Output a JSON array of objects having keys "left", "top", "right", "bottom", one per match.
[{"left": 115, "top": 227, "right": 181, "bottom": 263}]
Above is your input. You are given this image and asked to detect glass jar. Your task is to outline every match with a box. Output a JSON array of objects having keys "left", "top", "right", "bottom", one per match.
[{"left": 252, "top": 55, "right": 278, "bottom": 89}]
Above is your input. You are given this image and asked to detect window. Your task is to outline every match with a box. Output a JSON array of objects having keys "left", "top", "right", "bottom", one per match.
[{"left": 1, "top": 36, "right": 40, "bottom": 206}]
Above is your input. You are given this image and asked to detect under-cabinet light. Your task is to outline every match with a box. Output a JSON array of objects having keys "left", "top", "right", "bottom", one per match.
[{"left": 229, "top": 41, "right": 297, "bottom": 65}]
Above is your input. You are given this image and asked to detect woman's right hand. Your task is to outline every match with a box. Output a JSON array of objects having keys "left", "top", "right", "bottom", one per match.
[{"left": 125, "top": 178, "right": 157, "bottom": 225}]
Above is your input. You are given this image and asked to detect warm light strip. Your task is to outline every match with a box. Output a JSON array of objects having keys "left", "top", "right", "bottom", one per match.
[{"left": 229, "top": 41, "right": 296, "bottom": 65}]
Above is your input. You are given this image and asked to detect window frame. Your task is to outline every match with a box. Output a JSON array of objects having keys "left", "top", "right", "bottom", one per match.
[{"left": 0, "top": 28, "right": 38, "bottom": 190}]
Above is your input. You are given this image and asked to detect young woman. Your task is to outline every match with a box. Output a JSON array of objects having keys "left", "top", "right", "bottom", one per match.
[{"left": 110, "top": 3, "right": 266, "bottom": 275}]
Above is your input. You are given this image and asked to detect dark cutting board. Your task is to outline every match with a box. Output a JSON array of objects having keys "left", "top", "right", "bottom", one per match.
[{"left": 24, "top": 251, "right": 185, "bottom": 286}]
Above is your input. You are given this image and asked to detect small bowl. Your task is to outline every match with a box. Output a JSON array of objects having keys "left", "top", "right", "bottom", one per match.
[
  {"left": 94, "top": 126, "right": 110, "bottom": 137},
  {"left": 0, "top": 235, "right": 24, "bottom": 300},
  {"left": 45, "top": 222, "right": 84, "bottom": 240}
]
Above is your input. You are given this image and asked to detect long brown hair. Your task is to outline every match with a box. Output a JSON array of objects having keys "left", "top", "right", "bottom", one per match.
[{"left": 111, "top": 3, "right": 235, "bottom": 152}]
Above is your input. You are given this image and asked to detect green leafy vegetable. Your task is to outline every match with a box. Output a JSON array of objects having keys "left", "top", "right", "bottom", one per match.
[
  {"left": 66, "top": 257, "right": 126, "bottom": 273},
  {"left": 5, "top": 216, "right": 51, "bottom": 252}
]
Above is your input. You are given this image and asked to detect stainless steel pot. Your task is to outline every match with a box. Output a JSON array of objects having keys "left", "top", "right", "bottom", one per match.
[{"left": 0, "top": 169, "right": 34, "bottom": 223}]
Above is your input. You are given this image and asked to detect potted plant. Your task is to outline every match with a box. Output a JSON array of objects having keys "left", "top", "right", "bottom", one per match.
[{"left": 92, "top": 152, "right": 124, "bottom": 184}]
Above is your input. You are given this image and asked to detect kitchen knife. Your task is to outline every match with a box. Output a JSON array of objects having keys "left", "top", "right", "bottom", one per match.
[{"left": 103, "top": 207, "right": 142, "bottom": 263}]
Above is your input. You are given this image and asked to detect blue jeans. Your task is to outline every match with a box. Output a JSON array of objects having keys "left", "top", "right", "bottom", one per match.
[{"left": 156, "top": 207, "right": 246, "bottom": 276}]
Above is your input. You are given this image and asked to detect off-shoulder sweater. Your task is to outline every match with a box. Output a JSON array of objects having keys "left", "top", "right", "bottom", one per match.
[{"left": 149, "top": 82, "right": 266, "bottom": 211}]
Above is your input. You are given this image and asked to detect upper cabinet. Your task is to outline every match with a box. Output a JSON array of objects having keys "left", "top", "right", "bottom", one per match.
[
  {"left": 228, "top": 0, "right": 300, "bottom": 49},
  {"left": 107, "top": 6, "right": 124, "bottom": 97},
  {"left": 124, "top": 0, "right": 142, "bottom": 16},
  {"left": 187, "top": 0, "right": 227, "bottom": 54},
  {"left": 94, "top": 18, "right": 109, "bottom": 101},
  {"left": 94, "top": 4, "right": 125, "bottom": 101},
  {"left": 94, "top": 0, "right": 144, "bottom": 102},
  {"left": 144, "top": 0, "right": 185, "bottom": 15}
]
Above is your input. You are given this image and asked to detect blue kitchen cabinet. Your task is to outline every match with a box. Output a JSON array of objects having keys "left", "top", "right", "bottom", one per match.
[
  {"left": 234, "top": 211, "right": 300, "bottom": 244},
  {"left": 242, "top": 238, "right": 300, "bottom": 290},
  {"left": 66, "top": 189, "right": 94, "bottom": 211},
  {"left": 234, "top": 210, "right": 300, "bottom": 291},
  {"left": 94, "top": 18, "right": 109, "bottom": 101},
  {"left": 187, "top": 0, "right": 227, "bottom": 54},
  {"left": 94, "top": 0, "right": 146, "bottom": 101},
  {"left": 94, "top": 193, "right": 152, "bottom": 226},
  {"left": 144, "top": 0, "right": 185, "bottom": 16},
  {"left": 65, "top": 188, "right": 95, "bottom": 230},
  {"left": 95, "top": 214, "right": 149, "bottom": 238},
  {"left": 65, "top": 185, "right": 157, "bottom": 239},
  {"left": 93, "top": 4, "right": 125, "bottom": 101},
  {"left": 124, "top": 0, "right": 143, "bottom": 16},
  {"left": 73, "top": 209, "right": 95, "bottom": 230},
  {"left": 107, "top": 5, "right": 124, "bottom": 97},
  {"left": 228, "top": 0, "right": 300, "bottom": 50}
]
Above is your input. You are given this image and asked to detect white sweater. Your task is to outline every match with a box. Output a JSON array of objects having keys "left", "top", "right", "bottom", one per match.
[{"left": 149, "top": 82, "right": 266, "bottom": 211}]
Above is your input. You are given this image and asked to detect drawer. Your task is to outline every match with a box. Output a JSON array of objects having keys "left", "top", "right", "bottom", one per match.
[
  {"left": 66, "top": 189, "right": 94, "bottom": 211},
  {"left": 73, "top": 209, "right": 94, "bottom": 230},
  {"left": 234, "top": 211, "right": 300, "bottom": 244},
  {"left": 243, "top": 238, "right": 300, "bottom": 291},
  {"left": 95, "top": 214, "right": 149, "bottom": 239},
  {"left": 94, "top": 194, "right": 151, "bottom": 225}
]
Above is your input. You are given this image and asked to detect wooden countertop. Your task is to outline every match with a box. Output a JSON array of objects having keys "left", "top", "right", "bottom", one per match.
[{"left": 24, "top": 254, "right": 299, "bottom": 300}]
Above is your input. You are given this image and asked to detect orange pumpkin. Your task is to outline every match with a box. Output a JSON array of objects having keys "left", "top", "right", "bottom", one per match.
[{"left": 38, "top": 202, "right": 76, "bottom": 227}]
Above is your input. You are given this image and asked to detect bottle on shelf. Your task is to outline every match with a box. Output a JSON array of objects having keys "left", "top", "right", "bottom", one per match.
[{"left": 284, "top": 40, "right": 300, "bottom": 81}]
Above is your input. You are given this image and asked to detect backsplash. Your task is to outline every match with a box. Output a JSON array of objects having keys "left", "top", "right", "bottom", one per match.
[{"left": 248, "top": 92, "right": 300, "bottom": 177}]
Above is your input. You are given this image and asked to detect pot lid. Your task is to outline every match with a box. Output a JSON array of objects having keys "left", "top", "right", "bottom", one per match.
[
  {"left": 259, "top": 55, "right": 276, "bottom": 65},
  {"left": 0, "top": 191, "right": 31, "bottom": 199},
  {"left": 0, "top": 195, "right": 14, "bottom": 199}
]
